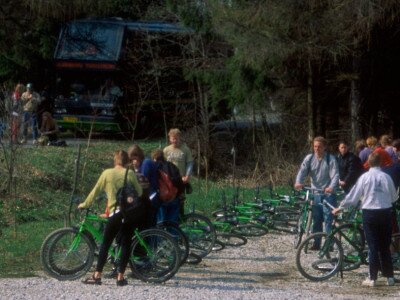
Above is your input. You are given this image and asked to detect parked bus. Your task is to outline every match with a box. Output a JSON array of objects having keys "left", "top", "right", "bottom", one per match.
[{"left": 52, "top": 18, "right": 194, "bottom": 135}]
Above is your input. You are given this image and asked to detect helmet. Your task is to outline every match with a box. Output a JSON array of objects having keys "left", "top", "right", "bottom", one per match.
[{"left": 26, "top": 83, "right": 33, "bottom": 89}]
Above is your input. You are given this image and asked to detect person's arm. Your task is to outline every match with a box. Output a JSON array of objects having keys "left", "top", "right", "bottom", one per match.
[
  {"left": 295, "top": 154, "right": 312, "bottom": 189},
  {"left": 78, "top": 172, "right": 106, "bottom": 208},
  {"left": 327, "top": 155, "right": 340, "bottom": 192},
  {"left": 338, "top": 176, "right": 364, "bottom": 210}
]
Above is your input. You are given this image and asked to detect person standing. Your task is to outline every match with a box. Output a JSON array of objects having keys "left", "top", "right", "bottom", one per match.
[
  {"left": 333, "top": 152, "right": 398, "bottom": 287},
  {"left": 337, "top": 141, "right": 363, "bottom": 193},
  {"left": 359, "top": 136, "right": 376, "bottom": 165},
  {"left": 20, "top": 83, "right": 41, "bottom": 144},
  {"left": 78, "top": 150, "right": 143, "bottom": 286},
  {"left": 163, "top": 128, "right": 194, "bottom": 215},
  {"left": 295, "top": 136, "right": 339, "bottom": 249},
  {"left": 11, "top": 83, "right": 24, "bottom": 144},
  {"left": 128, "top": 144, "right": 159, "bottom": 228}
]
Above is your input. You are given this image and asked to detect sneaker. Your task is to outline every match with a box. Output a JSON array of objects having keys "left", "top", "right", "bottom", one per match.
[
  {"left": 387, "top": 277, "right": 395, "bottom": 286},
  {"left": 32, "top": 139, "right": 38, "bottom": 145},
  {"left": 362, "top": 278, "right": 376, "bottom": 287},
  {"left": 20, "top": 139, "right": 26, "bottom": 144}
]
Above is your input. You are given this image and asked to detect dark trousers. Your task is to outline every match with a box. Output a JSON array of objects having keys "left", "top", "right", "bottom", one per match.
[
  {"left": 96, "top": 212, "right": 141, "bottom": 274},
  {"left": 362, "top": 208, "right": 394, "bottom": 280}
]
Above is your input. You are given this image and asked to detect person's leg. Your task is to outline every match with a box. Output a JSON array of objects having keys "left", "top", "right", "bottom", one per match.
[
  {"left": 117, "top": 222, "right": 135, "bottom": 277},
  {"left": 95, "top": 214, "right": 121, "bottom": 274},
  {"left": 164, "top": 197, "right": 180, "bottom": 225},
  {"left": 363, "top": 209, "right": 380, "bottom": 281},
  {"left": 157, "top": 203, "right": 166, "bottom": 224},
  {"left": 323, "top": 193, "right": 337, "bottom": 235},
  {"left": 22, "top": 112, "right": 29, "bottom": 140},
  {"left": 31, "top": 114, "right": 38, "bottom": 140},
  {"left": 311, "top": 196, "right": 323, "bottom": 248},
  {"left": 376, "top": 209, "right": 394, "bottom": 278}
]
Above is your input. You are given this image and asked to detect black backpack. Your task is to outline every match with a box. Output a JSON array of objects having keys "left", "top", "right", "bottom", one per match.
[{"left": 116, "top": 167, "right": 142, "bottom": 221}]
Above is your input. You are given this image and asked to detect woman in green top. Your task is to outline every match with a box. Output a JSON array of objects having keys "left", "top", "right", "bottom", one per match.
[{"left": 78, "top": 150, "right": 143, "bottom": 286}]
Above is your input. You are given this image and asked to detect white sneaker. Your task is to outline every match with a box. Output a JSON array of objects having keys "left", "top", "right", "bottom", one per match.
[
  {"left": 387, "top": 277, "right": 395, "bottom": 286},
  {"left": 362, "top": 278, "right": 376, "bottom": 287}
]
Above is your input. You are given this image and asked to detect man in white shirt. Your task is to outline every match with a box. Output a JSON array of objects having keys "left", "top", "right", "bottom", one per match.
[{"left": 333, "top": 152, "right": 397, "bottom": 287}]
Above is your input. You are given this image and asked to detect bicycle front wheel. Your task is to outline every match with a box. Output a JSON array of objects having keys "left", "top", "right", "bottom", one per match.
[
  {"left": 296, "top": 232, "right": 343, "bottom": 281},
  {"left": 130, "top": 229, "right": 180, "bottom": 283},
  {"left": 40, "top": 227, "right": 95, "bottom": 281},
  {"left": 336, "top": 223, "right": 365, "bottom": 271}
]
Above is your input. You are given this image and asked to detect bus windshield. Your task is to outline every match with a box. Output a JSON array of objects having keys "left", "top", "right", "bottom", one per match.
[{"left": 55, "top": 21, "right": 124, "bottom": 62}]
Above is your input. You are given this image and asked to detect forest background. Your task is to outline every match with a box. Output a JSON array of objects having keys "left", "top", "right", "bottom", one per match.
[{"left": 1, "top": 0, "right": 400, "bottom": 276}]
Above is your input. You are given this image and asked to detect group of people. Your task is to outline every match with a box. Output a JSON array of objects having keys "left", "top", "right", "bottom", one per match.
[
  {"left": 11, "top": 83, "right": 58, "bottom": 145},
  {"left": 295, "top": 135, "right": 400, "bottom": 287},
  {"left": 78, "top": 128, "right": 193, "bottom": 286}
]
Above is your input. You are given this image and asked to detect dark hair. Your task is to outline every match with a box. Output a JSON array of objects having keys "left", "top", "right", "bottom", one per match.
[
  {"left": 368, "top": 152, "right": 381, "bottom": 168},
  {"left": 393, "top": 139, "right": 400, "bottom": 149},
  {"left": 127, "top": 144, "right": 145, "bottom": 161},
  {"left": 151, "top": 149, "right": 164, "bottom": 161}
]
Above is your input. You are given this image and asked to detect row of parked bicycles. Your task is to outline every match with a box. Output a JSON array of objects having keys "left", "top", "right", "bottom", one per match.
[{"left": 39, "top": 185, "right": 400, "bottom": 284}]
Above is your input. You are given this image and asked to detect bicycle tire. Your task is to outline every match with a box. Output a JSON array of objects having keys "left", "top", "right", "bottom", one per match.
[
  {"left": 296, "top": 232, "right": 343, "bottom": 281},
  {"left": 180, "top": 213, "right": 217, "bottom": 258},
  {"left": 186, "top": 252, "right": 203, "bottom": 264},
  {"left": 231, "top": 224, "right": 268, "bottom": 237},
  {"left": 157, "top": 221, "right": 189, "bottom": 266},
  {"left": 130, "top": 228, "right": 181, "bottom": 283},
  {"left": 336, "top": 223, "right": 365, "bottom": 271},
  {"left": 271, "top": 219, "right": 297, "bottom": 234},
  {"left": 217, "top": 233, "right": 247, "bottom": 247},
  {"left": 212, "top": 239, "right": 226, "bottom": 252},
  {"left": 40, "top": 227, "right": 95, "bottom": 281}
]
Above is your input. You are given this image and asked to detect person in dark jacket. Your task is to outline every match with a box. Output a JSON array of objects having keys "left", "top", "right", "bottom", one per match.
[{"left": 337, "top": 141, "right": 364, "bottom": 193}]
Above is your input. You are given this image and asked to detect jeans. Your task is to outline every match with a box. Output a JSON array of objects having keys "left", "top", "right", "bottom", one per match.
[
  {"left": 312, "top": 193, "right": 336, "bottom": 247},
  {"left": 363, "top": 208, "right": 394, "bottom": 280},
  {"left": 157, "top": 197, "right": 180, "bottom": 225},
  {"left": 22, "top": 112, "right": 38, "bottom": 140}
]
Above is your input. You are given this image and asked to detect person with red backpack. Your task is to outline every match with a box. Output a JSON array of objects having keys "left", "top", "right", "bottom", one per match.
[{"left": 152, "top": 149, "right": 184, "bottom": 224}]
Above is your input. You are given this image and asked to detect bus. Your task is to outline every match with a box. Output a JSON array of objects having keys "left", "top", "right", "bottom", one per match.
[{"left": 52, "top": 18, "right": 194, "bottom": 135}]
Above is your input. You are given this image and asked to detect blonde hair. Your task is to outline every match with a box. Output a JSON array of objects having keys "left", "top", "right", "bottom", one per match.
[
  {"left": 379, "top": 134, "right": 392, "bottom": 147},
  {"left": 313, "top": 136, "right": 327, "bottom": 147},
  {"left": 114, "top": 150, "right": 129, "bottom": 167},
  {"left": 366, "top": 136, "right": 378, "bottom": 148},
  {"left": 168, "top": 128, "right": 181, "bottom": 137}
]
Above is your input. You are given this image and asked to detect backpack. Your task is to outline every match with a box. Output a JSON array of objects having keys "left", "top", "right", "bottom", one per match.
[
  {"left": 158, "top": 169, "right": 178, "bottom": 202},
  {"left": 116, "top": 167, "right": 142, "bottom": 220}
]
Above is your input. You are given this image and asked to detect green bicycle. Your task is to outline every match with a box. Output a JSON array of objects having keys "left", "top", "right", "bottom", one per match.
[{"left": 40, "top": 208, "right": 181, "bottom": 283}]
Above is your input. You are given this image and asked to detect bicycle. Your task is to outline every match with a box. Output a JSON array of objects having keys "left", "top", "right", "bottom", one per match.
[
  {"left": 295, "top": 200, "right": 366, "bottom": 281},
  {"left": 40, "top": 208, "right": 181, "bottom": 283}
]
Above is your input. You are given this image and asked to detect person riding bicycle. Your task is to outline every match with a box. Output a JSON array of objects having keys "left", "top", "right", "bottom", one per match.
[
  {"left": 78, "top": 150, "right": 143, "bottom": 286},
  {"left": 333, "top": 152, "right": 398, "bottom": 287},
  {"left": 294, "top": 136, "right": 339, "bottom": 250}
]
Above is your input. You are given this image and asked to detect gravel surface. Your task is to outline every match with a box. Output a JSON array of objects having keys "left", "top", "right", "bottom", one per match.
[{"left": 1, "top": 233, "right": 400, "bottom": 300}]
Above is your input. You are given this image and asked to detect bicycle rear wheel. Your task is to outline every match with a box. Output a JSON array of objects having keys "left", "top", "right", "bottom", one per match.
[
  {"left": 180, "top": 213, "right": 216, "bottom": 258},
  {"left": 40, "top": 227, "right": 95, "bottom": 281},
  {"left": 130, "top": 229, "right": 180, "bottom": 283},
  {"left": 296, "top": 232, "right": 343, "bottom": 281}
]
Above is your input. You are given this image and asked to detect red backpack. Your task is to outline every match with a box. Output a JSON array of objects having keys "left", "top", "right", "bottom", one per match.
[{"left": 158, "top": 169, "right": 178, "bottom": 202}]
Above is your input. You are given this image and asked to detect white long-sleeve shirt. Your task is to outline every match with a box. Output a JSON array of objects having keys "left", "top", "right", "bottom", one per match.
[{"left": 339, "top": 167, "right": 397, "bottom": 210}]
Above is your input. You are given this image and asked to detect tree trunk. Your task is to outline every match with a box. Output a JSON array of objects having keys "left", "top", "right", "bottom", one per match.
[
  {"left": 307, "top": 59, "right": 315, "bottom": 142},
  {"left": 350, "top": 56, "right": 362, "bottom": 145}
]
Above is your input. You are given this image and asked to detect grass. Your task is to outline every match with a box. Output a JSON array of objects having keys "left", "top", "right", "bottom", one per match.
[{"left": 0, "top": 138, "right": 290, "bottom": 278}]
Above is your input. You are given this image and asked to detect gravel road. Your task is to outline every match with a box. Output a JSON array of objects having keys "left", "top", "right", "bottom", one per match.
[{"left": 1, "top": 233, "right": 400, "bottom": 300}]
